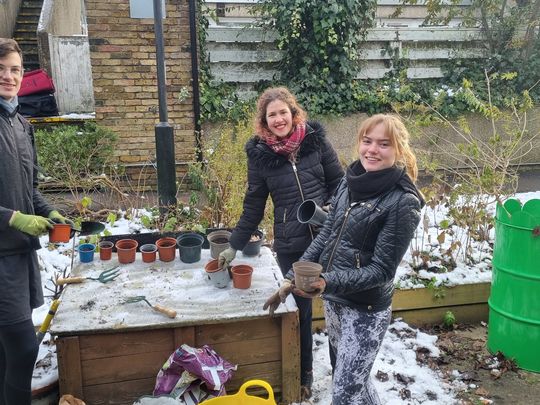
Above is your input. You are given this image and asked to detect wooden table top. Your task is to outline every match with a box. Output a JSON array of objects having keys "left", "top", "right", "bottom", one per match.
[{"left": 50, "top": 247, "right": 297, "bottom": 336}]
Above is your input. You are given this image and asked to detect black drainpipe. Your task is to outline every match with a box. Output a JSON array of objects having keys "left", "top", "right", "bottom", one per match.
[{"left": 188, "top": 0, "right": 203, "bottom": 162}]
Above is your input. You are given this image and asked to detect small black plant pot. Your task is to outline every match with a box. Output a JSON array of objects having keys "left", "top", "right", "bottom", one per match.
[{"left": 242, "top": 230, "right": 264, "bottom": 257}]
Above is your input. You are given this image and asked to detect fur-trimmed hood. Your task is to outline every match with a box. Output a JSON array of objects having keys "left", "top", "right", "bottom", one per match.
[{"left": 245, "top": 121, "right": 326, "bottom": 170}]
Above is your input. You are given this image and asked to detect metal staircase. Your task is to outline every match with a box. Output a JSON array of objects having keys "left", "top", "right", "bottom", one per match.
[{"left": 13, "top": 0, "right": 44, "bottom": 72}]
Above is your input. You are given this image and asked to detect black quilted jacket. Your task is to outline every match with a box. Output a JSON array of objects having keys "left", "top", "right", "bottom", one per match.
[
  {"left": 298, "top": 171, "right": 423, "bottom": 311},
  {"left": 0, "top": 106, "right": 52, "bottom": 257},
  {"left": 229, "top": 121, "right": 344, "bottom": 254}
]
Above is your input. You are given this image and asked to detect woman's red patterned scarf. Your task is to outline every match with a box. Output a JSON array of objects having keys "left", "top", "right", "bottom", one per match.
[{"left": 263, "top": 122, "right": 307, "bottom": 158}]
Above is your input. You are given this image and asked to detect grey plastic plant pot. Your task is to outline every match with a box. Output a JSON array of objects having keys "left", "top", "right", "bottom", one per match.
[{"left": 297, "top": 199, "right": 327, "bottom": 227}]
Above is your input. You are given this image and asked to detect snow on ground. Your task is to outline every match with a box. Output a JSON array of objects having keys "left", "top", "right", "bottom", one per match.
[{"left": 31, "top": 192, "right": 540, "bottom": 403}]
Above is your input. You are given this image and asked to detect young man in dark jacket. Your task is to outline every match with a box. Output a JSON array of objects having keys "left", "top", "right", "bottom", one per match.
[{"left": 0, "top": 38, "right": 71, "bottom": 405}]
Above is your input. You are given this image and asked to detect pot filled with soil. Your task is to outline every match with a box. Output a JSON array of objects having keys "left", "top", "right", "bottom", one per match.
[{"left": 207, "top": 230, "right": 232, "bottom": 259}]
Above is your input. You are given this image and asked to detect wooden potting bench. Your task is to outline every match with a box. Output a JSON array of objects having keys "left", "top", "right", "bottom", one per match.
[{"left": 50, "top": 247, "right": 300, "bottom": 405}]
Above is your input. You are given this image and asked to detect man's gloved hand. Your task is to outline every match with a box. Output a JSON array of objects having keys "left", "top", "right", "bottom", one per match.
[
  {"left": 263, "top": 279, "right": 295, "bottom": 316},
  {"left": 48, "top": 210, "right": 75, "bottom": 227},
  {"left": 294, "top": 277, "right": 326, "bottom": 299},
  {"left": 9, "top": 211, "right": 54, "bottom": 236},
  {"left": 218, "top": 247, "right": 237, "bottom": 268}
]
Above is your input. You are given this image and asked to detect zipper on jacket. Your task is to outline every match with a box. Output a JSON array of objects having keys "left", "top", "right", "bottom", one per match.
[
  {"left": 291, "top": 161, "right": 314, "bottom": 240},
  {"left": 325, "top": 201, "right": 360, "bottom": 272},
  {"left": 355, "top": 252, "right": 361, "bottom": 269}
]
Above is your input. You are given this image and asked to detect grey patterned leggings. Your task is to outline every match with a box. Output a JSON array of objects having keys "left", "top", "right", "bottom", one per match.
[{"left": 324, "top": 301, "right": 391, "bottom": 405}]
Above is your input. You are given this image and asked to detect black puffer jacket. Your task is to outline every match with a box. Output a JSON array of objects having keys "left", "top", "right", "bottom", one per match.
[
  {"left": 299, "top": 170, "right": 423, "bottom": 311},
  {"left": 0, "top": 106, "right": 52, "bottom": 257},
  {"left": 229, "top": 121, "right": 344, "bottom": 254}
]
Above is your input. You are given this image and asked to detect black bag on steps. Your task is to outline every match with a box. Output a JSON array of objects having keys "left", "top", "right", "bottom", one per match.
[{"left": 18, "top": 92, "right": 59, "bottom": 117}]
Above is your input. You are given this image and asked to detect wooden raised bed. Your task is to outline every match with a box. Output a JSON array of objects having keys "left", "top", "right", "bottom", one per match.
[
  {"left": 51, "top": 247, "right": 300, "bottom": 405},
  {"left": 312, "top": 282, "right": 491, "bottom": 329}
]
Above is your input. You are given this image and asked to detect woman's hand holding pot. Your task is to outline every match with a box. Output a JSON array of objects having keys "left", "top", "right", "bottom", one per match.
[{"left": 294, "top": 277, "right": 326, "bottom": 298}]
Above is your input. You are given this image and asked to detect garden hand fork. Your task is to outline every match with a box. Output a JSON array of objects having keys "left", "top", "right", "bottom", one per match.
[
  {"left": 122, "top": 296, "right": 177, "bottom": 318},
  {"left": 56, "top": 266, "right": 120, "bottom": 285}
]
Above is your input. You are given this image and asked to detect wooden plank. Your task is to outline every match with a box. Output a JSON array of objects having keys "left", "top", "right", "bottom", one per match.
[
  {"left": 228, "top": 361, "right": 282, "bottom": 393},
  {"left": 207, "top": 26, "right": 484, "bottom": 43},
  {"left": 174, "top": 326, "right": 195, "bottom": 347},
  {"left": 312, "top": 283, "right": 491, "bottom": 330},
  {"left": 281, "top": 312, "right": 300, "bottom": 404},
  {"left": 211, "top": 64, "right": 279, "bottom": 82},
  {"left": 210, "top": 337, "right": 281, "bottom": 365},
  {"left": 79, "top": 329, "right": 174, "bottom": 360},
  {"left": 196, "top": 317, "right": 281, "bottom": 344},
  {"left": 207, "top": 27, "right": 278, "bottom": 43},
  {"left": 393, "top": 303, "right": 489, "bottom": 326},
  {"left": 82, "top": 350, "right": 172, "bottom": 385},
  {"left": 50, "top": 36, "right": 95, "bottom": 114},
  {"left": 392, "top": 283, "right": 491, "bottom": 311},
  {"left": 56, "top": 337, "right": 84, "bottom": 399},
  {"left": 209, "top": 47, "right": 485, "bottom": 64},
  {"left": 209, "top": 49, "right": 283, "bottom": 63},
  {"left": 83, "top": 377, "right": 155, "bottom": 405}
]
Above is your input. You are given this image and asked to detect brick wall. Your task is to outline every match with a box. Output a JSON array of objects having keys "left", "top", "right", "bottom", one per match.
[{"left": 86, "top": 0, "right": 196, "bottom": 190}]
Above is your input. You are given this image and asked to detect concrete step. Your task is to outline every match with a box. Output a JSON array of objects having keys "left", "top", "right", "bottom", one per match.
[{"left": 22, "top": 0, "right": 44, "bottom": 9}]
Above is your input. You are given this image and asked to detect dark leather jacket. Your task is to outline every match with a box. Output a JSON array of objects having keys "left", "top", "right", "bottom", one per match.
[
  {"left": 299, "top": 175, "right": 423, "bottom": 311},
  {"left": 0, "top": 106, "right": 52, "bottom": 257},
  {"left": 229, "top": 121, "right": 344, "bottom": 254}
]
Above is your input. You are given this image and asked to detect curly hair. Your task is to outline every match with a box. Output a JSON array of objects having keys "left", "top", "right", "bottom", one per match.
[
  {"left": 254, "top": 87, "right": 307, "bottom": 138},
  {"left": 355, "top": 114, "right": 418, "bottom": 181}
]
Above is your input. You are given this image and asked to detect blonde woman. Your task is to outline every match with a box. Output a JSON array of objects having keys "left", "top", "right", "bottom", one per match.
[{"left": 265, "top": 114, "right": 424, "bottom": 404}]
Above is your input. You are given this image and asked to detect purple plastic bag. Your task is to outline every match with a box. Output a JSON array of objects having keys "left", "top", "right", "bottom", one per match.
[{"left": 153, "top": 344, "right": 237, "bottom": 402}]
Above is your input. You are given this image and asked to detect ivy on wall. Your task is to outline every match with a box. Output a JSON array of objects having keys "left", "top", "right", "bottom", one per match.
[{"left": 255, "top": 0, "right": 378, "bottom": 115}]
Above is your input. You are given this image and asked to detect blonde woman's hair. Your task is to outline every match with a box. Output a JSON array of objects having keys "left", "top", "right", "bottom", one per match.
[
  {"left": 254, "top": 87, "right": 307, "bottom": 139},
  {"left": 355, "top": 114, "right": 418, "bottom": 181}
]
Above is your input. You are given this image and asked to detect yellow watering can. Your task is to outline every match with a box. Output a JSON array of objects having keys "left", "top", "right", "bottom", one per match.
[{"left": 200, "top": 380, "right": 276, "bottom": 405}]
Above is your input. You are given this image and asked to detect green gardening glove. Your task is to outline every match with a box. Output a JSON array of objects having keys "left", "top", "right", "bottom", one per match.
[
  {"left": 48, "top": 210, "right": 75, "bottom": 227},
  {"left": 9, "top": 211, "right": 54, "bottom": 236}
]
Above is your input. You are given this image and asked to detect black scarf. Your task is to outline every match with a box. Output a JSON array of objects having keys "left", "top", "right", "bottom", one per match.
[{"left": 346, "top": 160, "right": 405, "bottom": 202}]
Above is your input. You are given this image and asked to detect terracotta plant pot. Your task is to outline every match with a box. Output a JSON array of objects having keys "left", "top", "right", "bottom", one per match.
[
  {"left": 204, "top": 259, "right": 230, "bottom": 289},
  {"left": 115, "top": 239, "right": 138, "bottom": 264},
  {"left": 156, "top": 237, "right": 177, "bottom": 262},
  {"left": 231, "top": 264, "right": 253, "bottom": 289},
  {"left": 49, "top": 223, "right": 72, "bottom": 243},
  {"left": 293, "top": 261, "right": 323, "bottom": 292},
  {"left": 207, "top": 230, "right": 232, "bottom": 259},
  {"left": 140, "top": 243, "right": 157, "bottom": 263},
  {"left": 98, "top": 240, "right": 114, "bottom": 261}
]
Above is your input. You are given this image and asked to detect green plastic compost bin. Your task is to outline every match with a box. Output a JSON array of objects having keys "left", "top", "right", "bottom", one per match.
[{"left": 488, "top": 198, "right": 540, "bottom": 372}]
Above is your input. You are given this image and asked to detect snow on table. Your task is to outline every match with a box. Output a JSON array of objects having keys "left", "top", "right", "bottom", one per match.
[{"left": 50, "top": 247, "right": 297, "bottom": 336}]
